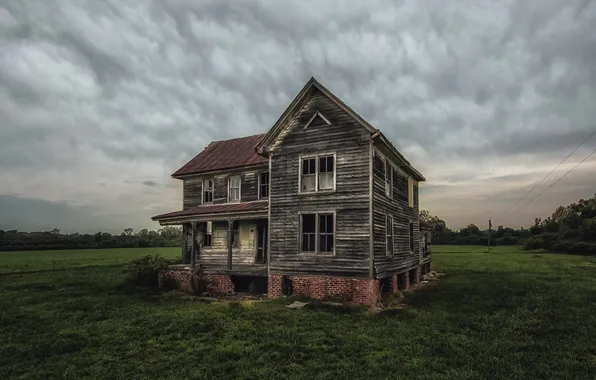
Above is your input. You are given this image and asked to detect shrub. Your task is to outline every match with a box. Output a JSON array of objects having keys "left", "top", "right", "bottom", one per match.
[
  {"left": 524, "top": 236, "right": 544, "bottom": 250},
  {"left": 125, "top": 254, "right": 174, "bottom": 287}
]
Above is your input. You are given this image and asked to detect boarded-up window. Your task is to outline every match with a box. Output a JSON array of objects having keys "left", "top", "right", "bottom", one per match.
[
  {"left": 409, "top": 222, "right": 414, "bottom": 252},
  {"left": 229, "top": 175, "right": 241, "bottom": 201},
  {"left": 386, "top": 215, "right": 393, "bottom": 256},
  {"left": 203, "top": 179, "right": 214, "bottom": 203},
  {"left": 259, "top": 172, "right": 269, "bottom": 198}
]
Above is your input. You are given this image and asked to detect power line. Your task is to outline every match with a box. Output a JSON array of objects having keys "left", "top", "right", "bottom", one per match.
[
  {"left": 511, "top": 146, "right": 596, "bottom": 215},
  {"left": 501, "top": 127, "right": 596, "bottom": 214}
]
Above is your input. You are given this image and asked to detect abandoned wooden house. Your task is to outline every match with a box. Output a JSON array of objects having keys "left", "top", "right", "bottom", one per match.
[{"left": 152, "top": 77, "right": 431, "bottom": 306}]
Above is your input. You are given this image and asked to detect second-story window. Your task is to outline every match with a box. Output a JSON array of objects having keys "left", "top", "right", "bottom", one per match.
[
  {"left": 259, "top": 172, "right": 269, "bottom": 199},
  {"left": 384, "top": 160, "right": 393, "bottom": 198},
  {"left": 301, "top": 158, "right": 316, "bottom": 192},
  {"left": 229, "top": 175, "right": 241, "bottom": 202},
  {"left": 203, "top": 179, "right": 214, "bottom": 204},
  {"left": 408, "top": 177, "right": 415, "bottom": 207},
  {"left": 300, "top": 154, "right": 335, "bottom": 193},
  {"left": 318, "top": 156, "right": 334, "bottom": 190}
]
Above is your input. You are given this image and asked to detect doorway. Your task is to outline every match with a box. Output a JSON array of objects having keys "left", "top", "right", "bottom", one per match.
[{"left": 256, "top": 222, "right": 267, "bottom": 264}]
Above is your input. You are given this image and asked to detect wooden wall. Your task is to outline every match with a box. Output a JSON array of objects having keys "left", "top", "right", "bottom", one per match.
[
  {"left": 268, "top": 88, "right": 371, "bottom": 278},
  {"left": 372, "top": 149, "right": 420, "bottom": 279},
  {"left": 186, "top": 221, "right": 259, "bottom": 266},
  {"left": 182, "top": 165, "right": 267, "bottom": 209}
]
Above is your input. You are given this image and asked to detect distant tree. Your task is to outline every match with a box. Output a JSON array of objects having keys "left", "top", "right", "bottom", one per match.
[
  {"left": 460, "top": 224, "right": 481, "bottom": 236},
  {"left": 124, "top": 228, "right": 133, "bottom": 236},
  {"left": 0, "top": 230, "right": 4, "bottom": 240},
  {"left": 51, "top": 228, "right": 60, "bottom": 235}
]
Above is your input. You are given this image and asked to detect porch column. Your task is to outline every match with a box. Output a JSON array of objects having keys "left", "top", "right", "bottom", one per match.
[
  {"left": 227, "top": 220, "right": 233, "bottom": 271},
  {"left": 191, "top": 222, "right": 198, "bottom": 268},
  {"left": 181, "top": 224, "right": 188, "bottom": 263}
]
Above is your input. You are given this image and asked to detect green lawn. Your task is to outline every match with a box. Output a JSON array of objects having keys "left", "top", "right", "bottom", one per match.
[{"left": 1, "top": 246, "right": 595, "bottom": 379}]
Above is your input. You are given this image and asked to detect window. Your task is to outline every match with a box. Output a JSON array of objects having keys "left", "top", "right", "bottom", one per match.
[
  {"left": 384, "top": 160, "right": 393, "bottom": 198},
  {"left": 300, "top": 154, "right": 335, "bottom": 193},
  {"left": 231, "top": 220, "right": 239, "bottom": 248},
  {"left": 409, "top": 222, "right": 414, "bottom": 252},
  {"left": 203, "top": 221, "right": 212, "bottom": 247},
  {"left": 318, "top": 156, "right": 334, "bottom": 190},
  {"left": 203, "top": 179, "right": 213, "bottom": 204},
  {"left": 301, "top": 158, "right": 316, "bottom": 192},
  {"left": 259, "top": 171, "right": 269, "bottom": 199},
  {"left": 301, "top": 213, "right": 334, "bottom": 254},
  {"left": 319, "top": 214, "right": 334, "bottom": 253},
  {"left": 386, "top": 215, "right": 393, "bottom": 256},
  {"left": 408, "top": 177, "right": 415, "bottom": 207},
  {"left": 229, "top": 175, "right": 241, "bottom": 202},
  {"left": 301, "top": 214, "right": 316, "bottom": 252}
]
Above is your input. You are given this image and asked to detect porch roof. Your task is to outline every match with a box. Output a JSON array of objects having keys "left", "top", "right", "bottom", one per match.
[{"left": 151, "top": 200, "right": 269, "bottom": 223}]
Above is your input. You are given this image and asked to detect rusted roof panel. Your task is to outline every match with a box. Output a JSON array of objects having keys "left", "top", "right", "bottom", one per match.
[
  {"left": 152, "top": 200, "right": 269, "bottom": 221},
  {"left": 172, "top": 134, "right": 268, "bottom": 177}
]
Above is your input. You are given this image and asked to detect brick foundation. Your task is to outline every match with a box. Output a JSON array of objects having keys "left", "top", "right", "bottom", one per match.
[
  {"left": 158, "top": 269, "right": 233, "bottom": 294},
  {"left": 268, "top": 275, "right": 380, "bottom": 306}
]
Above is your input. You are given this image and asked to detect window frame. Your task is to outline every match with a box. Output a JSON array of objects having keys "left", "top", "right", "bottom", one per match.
[
  {"left": 408, "top": 177, "right": 415, "bottom": 208},
  {"left": 228, "top": 174, "right": 241, "bottom": 202},
  {"left": 409, "top": 221, "right": 415, "bottom": 253},
  {"left": 386, "top": 214, "right": 394, "bottom": 257},
  {"left": 298, "top": 152, "right": 337, "bottom": 194},
  {"left": 202, "top": 178, "right": 214, "bottom": 204},
  {"left": 299, "top": 211, "right": 336, "bottom": 255},
  {"left": 384, "top": 159, "right": 393, "bottom": 198},
  {"left": 258, "top": 171, "right": 270, "bottom": 199}
]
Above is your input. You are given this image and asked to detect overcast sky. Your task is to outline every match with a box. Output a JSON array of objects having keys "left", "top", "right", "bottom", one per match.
[{"left": 1, "top": 0, "right": 595, "bottom": 233}]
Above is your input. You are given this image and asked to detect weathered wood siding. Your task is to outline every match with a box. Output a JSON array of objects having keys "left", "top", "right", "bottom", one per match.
[
  {"left": 372, "top": 149, "right": 420, "bottom": 279},
  {"left": 181, "top": 165, "right": 267, "bottom": 208},
  {"left": 186, "top": 221, "right": 259, "bottom": 266},
  {"left": 269, "top": 88, "right": 371, "bottom": 278},
  {"left": 183, "top": 178, "right": 202, "bottom": 209}
]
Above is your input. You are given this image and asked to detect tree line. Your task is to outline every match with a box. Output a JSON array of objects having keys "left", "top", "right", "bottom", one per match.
[
  {"left": 0, "top": 227, "right": 183, "bottom": 251},
  {"left": 420, "top": 193, "right": 596, "bottom": 255}
]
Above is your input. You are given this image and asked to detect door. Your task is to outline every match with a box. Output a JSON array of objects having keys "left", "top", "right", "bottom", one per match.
[{"left": 256, "top": 223, "right": 267, "bottom": 264}]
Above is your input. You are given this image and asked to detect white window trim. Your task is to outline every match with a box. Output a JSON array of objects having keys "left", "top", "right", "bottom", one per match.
[
  {"left": 258, "top": 171, "right": 269, "bottom": 199},
  {"left": 408, "top": 177, "right": 416, "bottom": 208},
  {"left": 298, "top": 211, "right": 336, "bottom": 256},
  {"left": 303, "top": 110, "right": 331, "bottom": 129},
  {"left": 228, "top": 174, "right": 242, "bottom": 202},
  {"left": 298, "top": 152, "right": 337, "bottom": 194},
  {"left": 201, "top": 178, "right": 214, "bottom": 205},
  {"left": 385, "top": 214, "right": 394, "bottom": 257}
]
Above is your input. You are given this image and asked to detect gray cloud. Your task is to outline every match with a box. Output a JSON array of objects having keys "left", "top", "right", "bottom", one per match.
[{"left": 0, "top": 0, "right": 595, "bottom": 232}]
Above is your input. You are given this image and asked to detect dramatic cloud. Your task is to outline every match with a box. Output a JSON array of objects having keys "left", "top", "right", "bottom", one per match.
[{"left": 0, "top": 0, "right": 595, "bottom": 232}]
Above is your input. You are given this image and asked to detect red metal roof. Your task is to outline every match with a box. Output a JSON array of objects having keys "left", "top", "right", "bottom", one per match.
[
  {"left": 152, "top": 201, "right": 269, "bottom": 221},
  {"left": 172, "top": 134, "right": 268, "bottom": 177}
]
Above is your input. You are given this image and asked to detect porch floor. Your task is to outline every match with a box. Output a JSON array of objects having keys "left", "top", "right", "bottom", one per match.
[{"left": 167, "top": 263, "right": 268, "bottom": 277}]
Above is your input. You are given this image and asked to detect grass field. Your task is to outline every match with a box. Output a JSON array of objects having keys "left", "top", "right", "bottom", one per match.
[{"left": 1, "top": 246, "right": 595, "bottom": 379}]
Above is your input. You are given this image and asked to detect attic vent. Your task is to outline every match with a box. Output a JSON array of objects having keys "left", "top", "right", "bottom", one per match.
[{"left": 304, "top": 111, "right": 331, "bottom": 129}]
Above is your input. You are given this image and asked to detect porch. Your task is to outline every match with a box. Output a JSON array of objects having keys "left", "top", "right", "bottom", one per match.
[{"left": 151, "top": 201, "right": 269, "bottom": 276}]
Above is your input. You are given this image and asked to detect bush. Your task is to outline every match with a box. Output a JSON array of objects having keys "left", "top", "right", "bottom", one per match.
[
  {"left": 125, "top": 254, "right": 174, "bottom": 287},
  {"left": 524, "top": 236, "right": 544, "bottom": 250}
]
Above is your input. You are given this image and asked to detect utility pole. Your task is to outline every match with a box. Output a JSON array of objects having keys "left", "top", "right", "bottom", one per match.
[{"left": 488, "top": 219, "right": 492, "bottom": 253}]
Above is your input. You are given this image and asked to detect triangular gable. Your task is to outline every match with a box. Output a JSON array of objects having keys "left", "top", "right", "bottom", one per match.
[
  {"left": 255, "top": 77, "right": 377, "bottom": 155},
  {"left": 254, "top": 76, "right": 426, "bottom": 182},
  {"left": 304, "top": 111, "right": 331, "bottom": 129}
]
